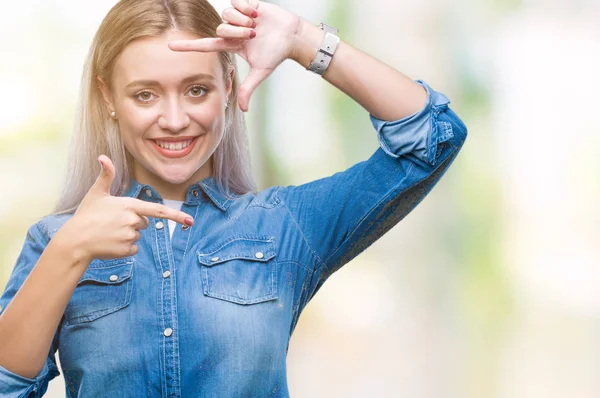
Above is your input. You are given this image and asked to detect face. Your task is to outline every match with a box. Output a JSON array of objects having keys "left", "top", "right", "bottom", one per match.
[{"left": 98, "top": 29, "right": 234, "bottom": 198}]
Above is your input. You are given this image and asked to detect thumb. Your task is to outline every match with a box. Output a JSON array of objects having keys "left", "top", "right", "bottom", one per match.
[
  {"left": 91, "top": 155, "right": 115, "bottom": 195},
  {"left": 238, "top": 67, "right": 271, "bottom": 112}
]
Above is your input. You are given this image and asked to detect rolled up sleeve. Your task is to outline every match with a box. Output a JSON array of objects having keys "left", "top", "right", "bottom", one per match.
[
  {"left": 370, "top": 79, "right": 455, "bottom": 166},
  {"left": 0, "top": 357, "right": 59, "bottom": 398}
]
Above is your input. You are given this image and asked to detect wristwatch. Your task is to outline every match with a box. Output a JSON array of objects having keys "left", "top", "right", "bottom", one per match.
[{"left": 307, "top": 22, "right": 340, "bottom": 76}]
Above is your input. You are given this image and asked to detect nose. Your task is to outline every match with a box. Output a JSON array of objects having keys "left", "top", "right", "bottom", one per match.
[{"left": 157, "top": 96, "right": 190, "bottom": 132}]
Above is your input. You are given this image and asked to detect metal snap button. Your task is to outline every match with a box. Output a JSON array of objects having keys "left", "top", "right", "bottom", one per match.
[
  {"left": 182, "top": 224, "right": 189, "bottom": 231},
  {"left": 109, "top": 275, "right": 118, "bottom": 282},
  {"left": 192, "top": 189, "right": 199, "bottom": 197},
  {"left": 164, "top": 327, "right": 173, "bottom": 337},
  {"left": 156, "top": 221, "right": 164, "bottom": 230},
  {"left": 255, "top": 252, "right": 264, "bottom": 259},
  {"left": 163, "top": 270, "right": 171, "bottom": 278},
  {"left": 145, "top": 189, "right": 152, "bottom": 198},
  {"left": 211, "top": 256, "right": 219, "bottom": 262}
]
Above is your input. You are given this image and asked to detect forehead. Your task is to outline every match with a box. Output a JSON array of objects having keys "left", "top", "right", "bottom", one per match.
[{"left": 113, "top": 30, "right": 222, "bottom": 86}]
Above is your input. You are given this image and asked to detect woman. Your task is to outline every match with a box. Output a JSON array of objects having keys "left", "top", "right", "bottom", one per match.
[{"left": 0, "top": 0, "right": 467, "bottom": 396}]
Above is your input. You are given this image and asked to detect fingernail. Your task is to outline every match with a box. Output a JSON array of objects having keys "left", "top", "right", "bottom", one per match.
[
  {"left": 98, "top": 159, "right": 104, "bottom": 170},
  {"left": 251, "top": 10, "right": 258, "bottom": 18},
  {"left": 185, "top": 217, "right": 194, "bottom": 226},
  {"left": 249, "top": 30, "right": 256, "bottom": 39}
]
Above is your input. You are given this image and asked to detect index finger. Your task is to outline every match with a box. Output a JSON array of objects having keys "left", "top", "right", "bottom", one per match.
[
  {"left": 168, "top": 37, "right": 243, "bottom": 53},
  {"left": 128, "top": 199, "right": 194, "bottom": 226}
]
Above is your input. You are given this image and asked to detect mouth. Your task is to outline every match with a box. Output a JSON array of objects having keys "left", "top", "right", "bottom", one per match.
[{"left": 151, "top": 136, "right": 201, "bottom": 159}]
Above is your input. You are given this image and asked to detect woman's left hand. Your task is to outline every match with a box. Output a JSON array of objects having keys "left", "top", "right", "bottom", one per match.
[{"left": 168, "top": 0, "right": 301, "bottom": 112}]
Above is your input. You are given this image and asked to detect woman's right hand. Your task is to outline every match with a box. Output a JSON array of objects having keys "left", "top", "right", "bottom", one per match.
[{"left": 55, "top": 155, "right": 194, "bottom": 263}]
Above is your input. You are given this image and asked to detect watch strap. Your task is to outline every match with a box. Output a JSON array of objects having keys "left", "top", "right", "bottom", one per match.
[{"left": 307, "top": 23, "right": 340, "bottom": 76}]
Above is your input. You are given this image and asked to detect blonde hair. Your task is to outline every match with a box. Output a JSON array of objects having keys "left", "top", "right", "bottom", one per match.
[{"left": 51, "top": 0, "right": 257, "bottom": 215}]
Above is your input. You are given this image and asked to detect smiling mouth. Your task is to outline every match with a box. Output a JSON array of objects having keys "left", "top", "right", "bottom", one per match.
[
  {"left": 151, "top": 136, "right": 201, "bottom": 159},
  {"left": 154, "top": 138, "right": 194, "bottom": 150}
]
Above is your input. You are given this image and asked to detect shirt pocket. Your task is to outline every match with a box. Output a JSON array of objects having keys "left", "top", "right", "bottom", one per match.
[
  {"left": 64, "top": 258, "right": 135, "bottom": 326},
  {"left": 196, "top": 236, "right": 278, "bottom": 305}
]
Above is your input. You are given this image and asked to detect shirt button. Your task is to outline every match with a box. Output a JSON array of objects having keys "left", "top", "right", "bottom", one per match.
[
  {"left": 145, "top": 189, "right": 152, "bottom": 198},
  {"left": 211, "top": 256, "right": 219, "bottom": 262},
  {"left": 164, "top": 328, "right": 173, "bottom": 337},
  {"left": 156, "top": 221, "right": 164, "bottom": 230},
  {"left": 163, "top": 270, "right": 171, "bottom": 278},
  {"left": 192, "top": 189, "right": 199, "bottom": 197},
  {"left": 255, "top": 252, "right": 264, "bottom": 259},
  {"left": 181, "top": 224, "right": 189, "bottom": 231},
  {"left": 109, "top": 275, "right": 119, "bottom": 282}
]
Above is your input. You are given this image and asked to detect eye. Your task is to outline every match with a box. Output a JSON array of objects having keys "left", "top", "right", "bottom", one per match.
[
  {"left": 133, "top": 85, "right": 209, "bottom": 103},
  {"left": 187, "top": 85, "right": 209, "bottom": 98},
  {"left": 134, "top": 90, "right": 156, "bottom": 103}
]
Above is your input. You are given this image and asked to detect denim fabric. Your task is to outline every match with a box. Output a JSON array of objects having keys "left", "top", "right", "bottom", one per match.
[{"left": 0, "top": 80, "right": 467, "bottom": 397}]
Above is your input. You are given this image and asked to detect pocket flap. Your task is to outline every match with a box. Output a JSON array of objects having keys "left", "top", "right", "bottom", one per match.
[
  {"left": 197, "top": 237, "right": 275, "bottom": 266},
  {"left": 78, "top": 260, "right": 134, "bottom": 285}
]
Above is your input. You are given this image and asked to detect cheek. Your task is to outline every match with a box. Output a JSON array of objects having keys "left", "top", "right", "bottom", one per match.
[
  {"left": 189, "top": 102, "right": 225, "bottom": 132},
  {"left": 119, "top": 101, "right": 156, "bottom": 131},
  {"left": 118, "top": 123, "right": 146, "bottom": 153},
  {"left": 116, "top": 104, "right": 156, "bottom": 153},
  {"left": 115, "top": 116, "right": 149, "bottom": 160}
]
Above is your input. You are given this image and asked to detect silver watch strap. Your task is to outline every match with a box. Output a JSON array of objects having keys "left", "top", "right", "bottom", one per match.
[{"left": 307, "top": 23, "right": 340, "bottom": 76}]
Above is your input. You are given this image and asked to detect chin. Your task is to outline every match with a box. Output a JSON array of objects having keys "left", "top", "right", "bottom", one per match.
[
  {"left": 160, "top": 171, "right": 197, "bottom": 185},
  {"left": 149, "top": 163, "right": 194, "bottom": 183}
]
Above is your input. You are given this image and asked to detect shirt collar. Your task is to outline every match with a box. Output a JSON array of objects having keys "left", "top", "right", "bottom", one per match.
[{"left": 124, "top": 176, "right": 234, "bottom": 211}]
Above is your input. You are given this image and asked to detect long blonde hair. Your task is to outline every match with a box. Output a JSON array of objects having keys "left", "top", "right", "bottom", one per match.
[{"left": 51, "top": 0, "right": 256, "bottom": 215}]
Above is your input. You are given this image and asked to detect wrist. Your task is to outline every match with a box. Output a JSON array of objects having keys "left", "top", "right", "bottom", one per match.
[
  {"left": 290, "top": 18, "right": 325, "bottom": 69},
  {"left": 52, "top": 221, "right": 92, "bottom": 266}
]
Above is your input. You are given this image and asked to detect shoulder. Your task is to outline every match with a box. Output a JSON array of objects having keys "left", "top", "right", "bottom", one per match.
[
  {"left": 32, "top": 212, "right": 75, "bottom": 242},
  {"left": 230, "top": 185, "right": 284, "bottom": 210}
]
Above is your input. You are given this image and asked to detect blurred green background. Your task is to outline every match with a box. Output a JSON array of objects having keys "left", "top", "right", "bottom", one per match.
[{"left": 1, "top": 0, "right": 599, "bottom": 397}]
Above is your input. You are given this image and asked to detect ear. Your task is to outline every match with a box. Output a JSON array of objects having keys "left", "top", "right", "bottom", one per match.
[
  {"left": 96, "top": 76, "right": 115, "bottom": 111},
  {"left": 226, "top": 65, "right": 235, "bottom": 99}
]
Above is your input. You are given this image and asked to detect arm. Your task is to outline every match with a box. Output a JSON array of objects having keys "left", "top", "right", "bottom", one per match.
[
  {"left": 276, "top": 18, "right": 467, "bottom": 283},
  {"left": 0, "top": 222, "right": 89, "bottom": 395},
  {"left": 276, "top": 79, "right": 468, "bottom": 280},
  {"left": 291, "top": 18, "right": 428, "bottom": 122}
]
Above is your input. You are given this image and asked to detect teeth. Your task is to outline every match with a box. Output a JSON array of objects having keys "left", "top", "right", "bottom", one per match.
[{"left": 155, "top": 139, "right": 193, "bottom": 150}]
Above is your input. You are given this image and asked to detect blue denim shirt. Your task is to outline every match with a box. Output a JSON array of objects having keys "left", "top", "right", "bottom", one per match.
[{"left": 0, "top": 80, "right": 467, "bottom": 397}]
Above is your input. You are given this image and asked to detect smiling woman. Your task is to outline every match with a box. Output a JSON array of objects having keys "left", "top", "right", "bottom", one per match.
[
  {"left": 95, "top": 30, "right": 239, "bottom": 199},
  {"left": 0, "top": 0, "right": 467, "bottom": 396},
  {"left": 52, "top": 1, "right": 254, "bottom": 213}
]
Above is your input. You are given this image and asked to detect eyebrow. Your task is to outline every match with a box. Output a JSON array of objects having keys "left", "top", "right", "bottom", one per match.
[{"left": 124, "top": 73, "right": 216, "bottom": 89}]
